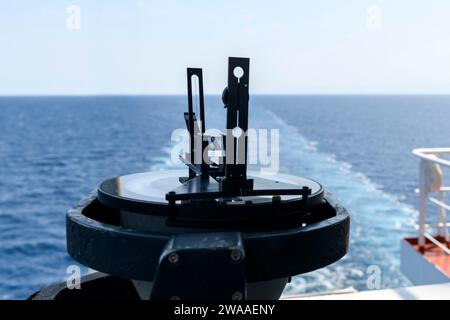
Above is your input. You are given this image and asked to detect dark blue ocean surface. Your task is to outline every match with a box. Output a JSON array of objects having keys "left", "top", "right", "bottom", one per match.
[{"left": 1, "top": 95, "right": 450, "bottom": 299}]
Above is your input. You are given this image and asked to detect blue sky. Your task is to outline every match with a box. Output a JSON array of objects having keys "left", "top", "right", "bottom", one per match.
[{"left": 0, "top": 0, "right": 450, "bottom": 94}]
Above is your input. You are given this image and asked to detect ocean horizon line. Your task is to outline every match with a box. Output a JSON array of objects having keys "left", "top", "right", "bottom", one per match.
[{"left": 1, "top": 93, "right": 450, "bottom": 98}]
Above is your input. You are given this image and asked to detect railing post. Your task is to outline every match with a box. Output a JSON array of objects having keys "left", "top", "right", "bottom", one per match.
[
  {"left": 438, "top": 191, "right": 449, "bottom": 242},
  {"left": 418, "top": 159, "right": 427, "bottom": 248}
]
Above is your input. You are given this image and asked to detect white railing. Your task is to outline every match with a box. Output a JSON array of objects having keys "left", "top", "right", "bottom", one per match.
[{"left": 413, "top": 148, "right": 450, "bottom": 253}]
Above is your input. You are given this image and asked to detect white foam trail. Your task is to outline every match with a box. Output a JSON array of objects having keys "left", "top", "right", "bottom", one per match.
[{"left": 264, "top": 109, "right": 417, "bottom": 293}]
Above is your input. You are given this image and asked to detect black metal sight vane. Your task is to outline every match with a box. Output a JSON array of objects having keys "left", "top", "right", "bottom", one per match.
[{"left": 167, "top": 57, "right": 312, "bottom": 206}]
